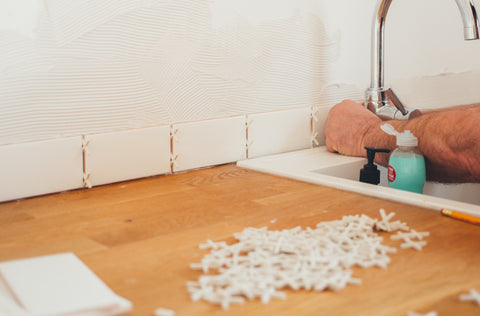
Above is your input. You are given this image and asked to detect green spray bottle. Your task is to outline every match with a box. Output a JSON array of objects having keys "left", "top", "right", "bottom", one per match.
[{"left": 381, "top": 124, "right": 426, "bottom": 194}]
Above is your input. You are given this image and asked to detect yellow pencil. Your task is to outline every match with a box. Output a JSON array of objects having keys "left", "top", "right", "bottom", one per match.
[{"left": 441, "top": 208, "right": 480, "bottom": 226}]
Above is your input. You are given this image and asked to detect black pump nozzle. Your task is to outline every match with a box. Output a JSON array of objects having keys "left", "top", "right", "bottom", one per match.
[{"left": 359, "top": 147, "right": 390, "bottom": 185}]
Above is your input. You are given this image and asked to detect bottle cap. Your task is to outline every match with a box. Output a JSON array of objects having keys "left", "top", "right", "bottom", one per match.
[
  {"left": 396, "top": 130, "right": 418, "bottom": 147},
  {"left": 380, "top": 123, "right": 418, "bottom": 147}
]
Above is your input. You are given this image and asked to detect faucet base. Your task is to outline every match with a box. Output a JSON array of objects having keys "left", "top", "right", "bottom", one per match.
[{"left": 365, "top": 87, "right": 389, "bottom": 113}]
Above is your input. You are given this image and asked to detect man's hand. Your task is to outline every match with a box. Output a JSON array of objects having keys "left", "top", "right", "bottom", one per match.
[{"left": 325, "top": 100, "right": 382, "bottom": 157}]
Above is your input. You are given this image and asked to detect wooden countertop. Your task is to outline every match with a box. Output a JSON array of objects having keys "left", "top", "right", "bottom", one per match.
[{"left": 1, "top": 164, "right": 479, "bottom": 315}]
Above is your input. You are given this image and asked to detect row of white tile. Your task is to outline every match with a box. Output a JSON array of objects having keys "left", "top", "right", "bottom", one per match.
[{"left": 0, "top": 106, "right": 330, "bottom": 202}]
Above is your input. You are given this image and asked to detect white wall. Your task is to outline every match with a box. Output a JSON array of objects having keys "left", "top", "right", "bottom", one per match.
[
  {"left": 0, "top": 0, "right": 479, "bottom": 200},
  {"left": 1, "top": 0, "right": 479, "bottom": 146},
  {"left": 386, "top": 0, "right": 480, "bottom": 107},
  {"left": 0, "top": 0, "right": 348, "bottom": 146}
]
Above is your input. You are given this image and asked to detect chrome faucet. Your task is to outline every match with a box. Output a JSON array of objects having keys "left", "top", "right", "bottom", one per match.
[{"left": 365, "top": 0, "right": 480, "bottom": 119}]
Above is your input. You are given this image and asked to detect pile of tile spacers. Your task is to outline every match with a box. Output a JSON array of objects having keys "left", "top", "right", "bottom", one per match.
[{"left": 187, "top": 209, "right": 430, "bottom": 310}]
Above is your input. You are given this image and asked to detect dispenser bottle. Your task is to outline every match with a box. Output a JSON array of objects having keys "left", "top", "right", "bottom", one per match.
[
  {"left": 359, "top": 147, "right": 390, "bottom": 185},
  {"left": 381, "top": 124, "right": 426, "bottom": 194}
]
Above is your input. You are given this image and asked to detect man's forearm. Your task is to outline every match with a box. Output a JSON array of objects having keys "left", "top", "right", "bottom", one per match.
[{"left": 363, "top": 105, "right": 480, "bottom": 182}]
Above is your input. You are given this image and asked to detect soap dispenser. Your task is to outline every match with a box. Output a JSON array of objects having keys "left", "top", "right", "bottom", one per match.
[
  {"left": 359, "top": 147, "right": 391, "bottom": 185},
  {"left": 381, "top": 124, "right": 426, "bottom": 193}
]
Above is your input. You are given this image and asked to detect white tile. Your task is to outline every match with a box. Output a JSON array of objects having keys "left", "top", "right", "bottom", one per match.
[
  {"left": 247, "top": 108, "right": 312, "bottom": 158},
  {"left": 312, "top": 105, "right": 332, "bottom": 147},
  {"left": 84, "top": 126, "right": 171, "bottom": 187},
  {"left": 0, "top": 137, "right": 83, "bottom": 202},
  {"left": 172, "top": 116, "right": 246, "bottom": 172},
  {"left": 0, "top": 252, "right": 132, "bottom": 316}
]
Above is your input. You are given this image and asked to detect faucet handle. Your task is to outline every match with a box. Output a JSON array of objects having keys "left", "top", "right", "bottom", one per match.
[
  {"left": 384, "top": 88, "right": 422, "bottom": 120},
  {"left": 365, "top": 87, "right": 422, "bottom": 120},
  {"left": 385, "top": 88, "right": 407, "bottom": 115}
]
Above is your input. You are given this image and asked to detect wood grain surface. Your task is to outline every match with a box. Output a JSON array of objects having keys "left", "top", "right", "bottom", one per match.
[{"left": 1, "top": 164, "right": 479, "bottom": 316}]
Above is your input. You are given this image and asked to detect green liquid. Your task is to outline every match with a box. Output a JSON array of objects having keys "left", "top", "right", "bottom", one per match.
[{"left": 388, "top": 156, "right": 426, "bottom": 194}]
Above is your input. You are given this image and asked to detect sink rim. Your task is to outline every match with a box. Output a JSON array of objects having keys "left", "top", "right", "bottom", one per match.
[{"left": 237, "top": 146, "right": 480, "bottom": 217}]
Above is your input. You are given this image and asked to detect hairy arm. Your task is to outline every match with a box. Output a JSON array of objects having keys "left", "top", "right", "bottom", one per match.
[{"left": 325, "top": 100, "right": 480, "bottom": 183}]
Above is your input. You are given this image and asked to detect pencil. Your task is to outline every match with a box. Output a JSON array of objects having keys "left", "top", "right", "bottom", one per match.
[{"left": 441, "top": 208, "right": 480, "bottom": 226}]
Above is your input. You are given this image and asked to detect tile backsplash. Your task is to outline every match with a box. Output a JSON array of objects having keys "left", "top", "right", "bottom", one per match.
[{"left": 0, "top": 107, "right": 324, "bottom": 202}]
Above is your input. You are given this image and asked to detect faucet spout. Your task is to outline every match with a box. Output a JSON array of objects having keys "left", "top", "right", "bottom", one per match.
[
  {"left": 366, "top": 0, "right": 480, "bottom": 119},
  {"left": 455, "top": 0, "right": 480, "bottom": 40}
]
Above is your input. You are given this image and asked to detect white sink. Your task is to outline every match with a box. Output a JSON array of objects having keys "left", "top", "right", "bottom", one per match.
[{"left": 237, "top": 147, "right": 480, "bottom": 217}]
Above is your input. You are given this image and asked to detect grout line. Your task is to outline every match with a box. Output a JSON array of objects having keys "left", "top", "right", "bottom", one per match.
[
  {"left": 170, "top": 124, "right": 178, "bottom": 173},
  {"left": 81, "top": 135, "right": 92, "bottom": 189},
  {"left": 82, "top": 135, "right": 87, "bottom": 176},
  {"left": 170, "top": 125, "right": 174, "bottom": 173},
  {"left": 245, "top": 115, "right": 249, "bottom": 159},
  {"left": 310, "top": 106, "right": 317, "bottom": 148}
]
